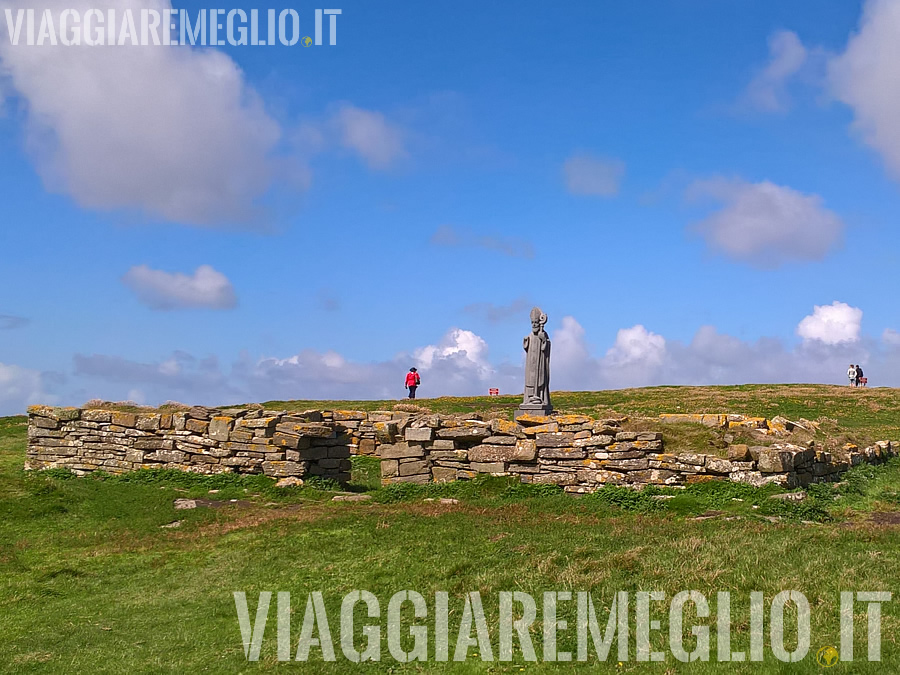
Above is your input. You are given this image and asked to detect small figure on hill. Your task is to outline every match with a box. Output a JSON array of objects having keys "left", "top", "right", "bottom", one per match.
[
  {"left": 848, "top": 364, "right": 857, "bottom": 387},
  {"left": 856, "top": 364, "right": 865, "bottom": 387},
  {"left": 405, "top": 367, "right": 421, "bottom": 399}
]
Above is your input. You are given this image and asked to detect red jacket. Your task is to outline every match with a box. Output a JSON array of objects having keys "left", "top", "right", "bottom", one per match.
[{"left": 405, "top": 372, "right": 420, "bottom": 387}]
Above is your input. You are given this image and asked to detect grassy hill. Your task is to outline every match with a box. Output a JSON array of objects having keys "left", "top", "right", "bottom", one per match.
[{"left": 2, "top": 385, "right": 899, "bottom": 673}]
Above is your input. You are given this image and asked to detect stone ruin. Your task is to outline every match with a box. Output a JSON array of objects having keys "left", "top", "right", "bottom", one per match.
[{"left": 25, "top": 405, "right": 897, "bottom": 492}]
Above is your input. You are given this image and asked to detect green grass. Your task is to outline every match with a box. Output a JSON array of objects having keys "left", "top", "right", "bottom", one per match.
[{"left": 4, "top": 387, "right": 900, "bottom": 673}]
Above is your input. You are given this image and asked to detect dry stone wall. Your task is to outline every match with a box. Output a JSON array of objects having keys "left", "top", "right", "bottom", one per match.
[
  {"left": 26, "top": 406, "right": 897, "bottom": 491},
  {"left": 26, "top": 405, "right": 360, "bottom": 483},
  {"left": 380, "top": 412, "right": 898, "bottom": 492}
]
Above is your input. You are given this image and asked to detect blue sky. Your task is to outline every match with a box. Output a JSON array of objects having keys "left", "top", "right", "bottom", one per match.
[{"left": 2, "top": 0, "right": 900, "bottom": 413}]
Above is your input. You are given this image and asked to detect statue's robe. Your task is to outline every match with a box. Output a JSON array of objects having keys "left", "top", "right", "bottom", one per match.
[{"left": 523, "top": 332, "right": 551, "bottom": 405}]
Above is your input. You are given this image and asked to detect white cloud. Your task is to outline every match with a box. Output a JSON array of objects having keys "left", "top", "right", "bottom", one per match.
[
  {"left": 333, "top": 104, "right": 408, "bottom": 170},
  {"left": 122, "top": 264, "right": 237, "bottom": 310},
  {"left": 0, "top": 362, "right": 53, "bottom": 415},
  {"left": 829, "top": 0, "right": 900, "bottom": 180},
  {"left": 743, "top": 30, "right": 808, "bottom": 112},
  {"left": 606, "top": 325, "right": 667, "bottom": 367},
  {"left": 688, "top": 177, "right": 844, "bottom": 267},
  {"left": 414, "top": 328, "right": 492, "bottom": 378},
  {"left": 563, "top": 153, "right": 625, "bottom": 197},
  {"left": 0, "top": 0, "right": 282, "bottom": 226},
  {"left": 797, "top": 301, "right": 863, "bottom": 345},
  {"left": 883, "top": 328, "right": 900, "bottom": 347}
]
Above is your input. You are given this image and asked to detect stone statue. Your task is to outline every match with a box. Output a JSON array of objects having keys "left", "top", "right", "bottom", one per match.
[{"left": 518, "top": 307, "right": 552, "bottom": 417}]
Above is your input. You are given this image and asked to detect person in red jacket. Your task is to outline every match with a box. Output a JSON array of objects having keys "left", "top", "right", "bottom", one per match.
[{"left": 405, "top": 367, "right": 421, "bottom": 399}]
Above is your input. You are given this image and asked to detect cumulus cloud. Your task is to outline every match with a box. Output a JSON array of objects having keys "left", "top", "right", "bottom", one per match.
[
  {"left": 797, "top": 301, "right": 863, "bottom": 345},
  {"left": 414, "top": 328, "right": 492, "bottom": 379},
  {"left": 26, "top": 301, "right": 900, "bottom": 408},
  {"left": 606, "top": 325, "right": 667, "bottom": 367},
  {"left": 431, "top": 225, "right": 535, "bottom": 259},
  {"left": 563, "top": 153, "right": 625, "bottom": 197},
  {"left": 122, "top": 264, "right": 237, "bottom": 310},
  {"left": 332, "top": 104, "right": 408, "bottom": 169},
  {"left": 742, "top": 30, "right": 808, "bottom": 112},
  {"left": 0, "top": 0, "right": 284, "bottom": 226},
  {"left": 829, "top": 0, "right": 900, "bottom": 180},
  {"left": 0, "top": 314, "right": 29, "bottom": 330},
  {"left": 687, "top": 177, "right": 844, "bottom": 267}
]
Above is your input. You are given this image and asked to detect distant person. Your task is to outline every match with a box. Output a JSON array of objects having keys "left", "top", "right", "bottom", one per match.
[
  {"left": 405, "top": 367, "right": 421, "bottom": 399},
  {"left": 848, "top": 364, "right": 857, "bottom": 387},
  {"left": 856, "top": 364, "right": 865, "bottom": 387}
]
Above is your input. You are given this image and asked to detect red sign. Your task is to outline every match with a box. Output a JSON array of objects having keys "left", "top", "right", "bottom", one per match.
[{"left": 489, "top": 388, "right": 499, "bottom": 396}]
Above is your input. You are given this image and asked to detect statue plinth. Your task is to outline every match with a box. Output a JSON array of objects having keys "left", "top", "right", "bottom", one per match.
[{"left": 515, "top": 402, "right": 553, "bottom": 419}]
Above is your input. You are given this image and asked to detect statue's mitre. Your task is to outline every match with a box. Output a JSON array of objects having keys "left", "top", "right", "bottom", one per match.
[{"left": 530, "top": 307, "right": 542, "bottom": 322}]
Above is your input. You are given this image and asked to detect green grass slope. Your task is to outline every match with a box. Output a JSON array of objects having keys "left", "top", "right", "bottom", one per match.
[{"left": 2, "top": 386, "right": 899, "bottom": 673}]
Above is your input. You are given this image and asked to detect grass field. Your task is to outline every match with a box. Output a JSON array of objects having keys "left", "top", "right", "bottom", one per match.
[{"left": 3, "top": 385, "right": 900, "bottom": 673}]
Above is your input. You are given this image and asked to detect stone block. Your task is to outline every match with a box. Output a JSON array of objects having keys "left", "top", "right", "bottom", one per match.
[
  {"left": 727, "top": 444, "right": 751, "bottom": 461},
  {"left": 185, "top": 419, "right": 209, "bottom": 434},
  {"left": 332, "top": 410, "right": 366, "bottom": 422},
  {"left": 483, "top": 435, "right": 516, "bottom": 445},
  {"left": 273, "top": 432, "right": 301, "bottom": 449},
  {"left": 469, "top": 440, "right": 536, "bottom": 463},
  {"left": 436, "top": 427, "right": 491, "bottom": 442},
  {"left": 602, "top": 457, "right": 649, "bottom": 471},
  {"left": 399, "top": 460, "right": 430, "bottom": 476},
  {"left": 758, "top": 449, "right": 795, "bottom": 473},
  {"left": 515, "top": 413, "right": 555, "bottom": 426},
  {"left": 507, "top": 463, "right": 541, "bottom": 473},
  {"left": 432, "top": 466, "right": 457, "bottom": 483},
  {"left": 111, "top": 412, "right": 137, "bottom": 428},
  {"left": 532, "top": 472, "right": 576, "bottom": 485},
  {"left": 82, "top": 410, "right": 111, "bottom": 423},
  {"left": 535, "top": 432, "right": 575, "bottom": 448},
  {"left": 145, "top": 450, "right": 185, "bottom": 463},
  {"left": 431, "top": 439, "right": 456, "bottom": 450},
  {"left": 405, "top": 427, "right": 434, "bottom": 442},
  {"left": 136, "top": 415, "right": 160, "bottom": 431},
  {"left": 575, "top": 469, "right": 626, "bottom": 484},
  {"left": 675, "top": 453, "right": 706, "bottom": 467},
  {"left": 626, "top": 469, "right": 679, "bottom": 485},
  {"left": 208, "top": 416, "right": 233, "bottom": 442},
  {"left": 373, "top": 421, "right": 398, "bottom": 444},
  {"left": 522, "top": 423, "right": 559, "bottom": 436},
  {"left": 574, "top": 435, "right": 614, "bottom": 448},
  {"left": 380, "top": 442, "right": 425, "bottom": 460},
  {"left": 490, "top": 418, "right": 521, "bottom": 436},
  {"left": 381, "top": 459, "right": 399, "bottom": 478},
  {"left": 357, "top": 439, "right": 377, "bottom": 455},
  {"left": 538, "top": 446, "right": 585, "bottom": 460},
  {"left": 470, "top": 462, "right": 506, "bottom": 474},
  {"left": 261, "top": 461, "right": 305, "bottom": 477},
  {"left": 133, "top": 438, "right": 174, "bottom": 451},
  {"left": 431, "top": 449, "right": 469, "bottom": 461},
  {"left": 706, "top": 458, "right": 733, "bottom": 474}
]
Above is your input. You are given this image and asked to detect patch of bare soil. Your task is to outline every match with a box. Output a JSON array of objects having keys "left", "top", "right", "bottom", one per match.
[{"left": 870, "top": 512, "right": 900, "bottom": 526}]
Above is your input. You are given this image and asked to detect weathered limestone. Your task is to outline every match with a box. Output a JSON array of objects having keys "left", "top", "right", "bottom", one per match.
[
  {"left": 26, "top": 406, "right": 352, "bottom": 484},
  {"left": 27, "top": 406, "right": 896, "bottom": 494}
]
